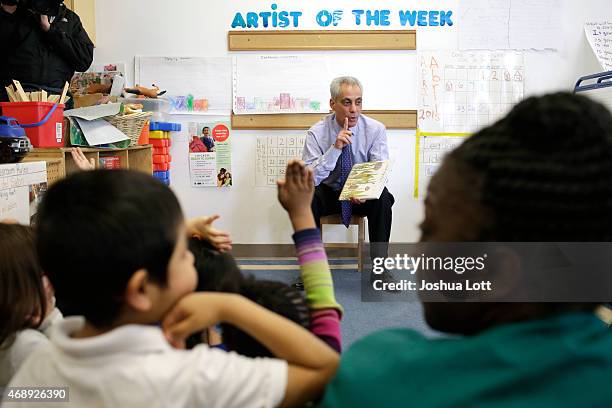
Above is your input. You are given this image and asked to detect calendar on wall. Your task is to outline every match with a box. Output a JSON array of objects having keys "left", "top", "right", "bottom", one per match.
[
  {"left": 418, "top": 51, "right": 525, "bottom": 133},
  {"left": 256, "top": 135, "right": 306, "bottom": 187}
]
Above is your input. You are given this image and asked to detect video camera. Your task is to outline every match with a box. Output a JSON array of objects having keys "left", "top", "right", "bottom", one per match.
[{"left": 2, "top": 0, "right": 63, "bottom": 15}]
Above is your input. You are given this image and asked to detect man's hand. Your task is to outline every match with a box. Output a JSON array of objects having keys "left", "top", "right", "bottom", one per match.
[
  {"left": 333, "top": 117, "right": 353, "bottom": 150},
  {"left": 1, "top": 3, "right": 17, "bottom": 14},
  {"left": 349, "top": 197, "right": 365, "bottom": 205},
  {"left": 39, "top": 14, "right": 50, "bottom": 32},
  {"left": 187, "top": 215, "right": 232, "bottom": 252}
]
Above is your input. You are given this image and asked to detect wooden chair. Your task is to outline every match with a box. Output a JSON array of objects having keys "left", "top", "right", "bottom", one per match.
[{"left": 320, "top": 215, "right": 366, "bottom": 272}]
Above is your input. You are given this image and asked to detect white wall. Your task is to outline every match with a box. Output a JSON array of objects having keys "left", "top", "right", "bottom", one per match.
[{"left": 93, "top": 0, "right": 607, "bottom": 244}]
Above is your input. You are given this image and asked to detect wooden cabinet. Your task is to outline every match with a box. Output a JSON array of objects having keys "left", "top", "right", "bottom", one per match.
[
  {"left": 23, "top": 145, "right": 152, "bottom": 185},
  {"left": 64, "top": 0, "right": 96, "bottom": 45}
]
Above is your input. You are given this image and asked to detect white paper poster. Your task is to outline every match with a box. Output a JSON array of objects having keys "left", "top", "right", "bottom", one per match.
[
  {"left": 418, "top": 51, "right": 524, "bottom": 133},
  {"left": 256, "top": 135, "right": 306, "bottom": 187},
  {"left": 414, "top": 131, "right": 469, "bottom": 198},
  {"left": 136, "top": 57, "right": 232, "bottom": 115},
  {"left": 234, "top": 54, "right": 417, "bottom": 114},
  {"left": 585, "top": 22, "right": 612, "bottom": 72},
  {"left": 0, "top": 161, "right": 47, "bottom": 225},
  {"left": 459, "top": 0, "right": 561, "bottom": 50},
  {"left": 188, "top": 121, "right": 232, "bottom": 187}
]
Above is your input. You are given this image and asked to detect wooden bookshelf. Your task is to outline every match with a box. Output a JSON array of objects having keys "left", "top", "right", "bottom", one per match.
[{"left": 23, "top": 145, "right": 152, "bottom": 185}]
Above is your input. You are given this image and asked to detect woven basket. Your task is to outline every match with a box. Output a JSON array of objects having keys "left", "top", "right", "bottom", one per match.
[{"left": 105, "top": 112, "right": 152, "bottom": 146}]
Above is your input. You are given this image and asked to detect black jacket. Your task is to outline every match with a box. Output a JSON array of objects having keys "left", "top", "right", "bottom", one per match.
[{"left": 0, "top": 3, "right": 93, "bottom": 100}]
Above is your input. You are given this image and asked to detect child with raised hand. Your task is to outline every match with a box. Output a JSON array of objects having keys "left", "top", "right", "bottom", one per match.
[
  {"left": 276, "top": 160, "right": 343, "bottom": 352},
  {"left": 0, "top": 223, "right": 62, "bottom": 387},
  {"left": 7, "top": 169, "right": 338, "bottom": 408},
  {"left": 187, "top": 160, "right": 343, "bottom": 355}
]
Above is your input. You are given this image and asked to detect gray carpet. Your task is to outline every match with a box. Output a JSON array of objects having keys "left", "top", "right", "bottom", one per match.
[{"left": 236, "top": 258, "right": 439, "bottom": 348}]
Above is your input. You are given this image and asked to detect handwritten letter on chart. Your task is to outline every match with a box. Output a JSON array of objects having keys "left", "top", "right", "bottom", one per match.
[
  {"left": 418, "top": 51, "right": 524, "bottom": 133},
  {"left": 256, "top": 135, "right": 305, "bottom": 187},
  {"left": 585, "top": 22, "right": 612, "bottom": 71},
  {"left": 414, "top": 132, "right": 469, "bottom": 199}
]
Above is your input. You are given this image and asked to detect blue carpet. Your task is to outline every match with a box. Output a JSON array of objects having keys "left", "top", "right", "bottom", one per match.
[{"left": 237, "top": 258, "right": 439, "bottom": 348}]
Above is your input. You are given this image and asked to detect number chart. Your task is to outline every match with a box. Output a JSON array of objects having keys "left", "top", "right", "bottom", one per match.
[
  {"left": 418, "top": 51, "right": 525, "bottom": 133},
  {"left": 256, "top": 135, "right": 306, "bottom": 187}
]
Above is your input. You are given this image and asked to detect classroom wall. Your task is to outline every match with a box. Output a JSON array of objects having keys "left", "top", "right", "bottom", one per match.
[{"left": 93, "top": 0, "right": 606, "bottom": 244}]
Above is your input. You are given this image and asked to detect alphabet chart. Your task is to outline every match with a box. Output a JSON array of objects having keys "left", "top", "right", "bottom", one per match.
[
  {"left": 418, "top": 51, "right": 524, "bottom": 133},
  {"left": 256, "top": 135, "right": 306, "bottom": 187}
]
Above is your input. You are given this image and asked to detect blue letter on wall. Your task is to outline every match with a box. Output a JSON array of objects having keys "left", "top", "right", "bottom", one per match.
[
  {"left": 399, "top": 10, "right": 417, "bottom": 27},
  {"left": 417, "top": 10, "right": 427, "bottom": 26},
  {"left": 440, "top": 11, "right": 453, "bottom": 26},
  {"left": 429, "top": 11, "right": 439, "bottom": 26},
  {"left": 246, "top": 12, "right": 259, "bottom": 28},
  {"left": 231, "top": 12, "right": 246, "bottom": 28},
  {"left": 352, "top": 9, "right": 364, "bottom": 25},
  {"left": 317, "top": 10, "right": 332, "bottom": 27}
]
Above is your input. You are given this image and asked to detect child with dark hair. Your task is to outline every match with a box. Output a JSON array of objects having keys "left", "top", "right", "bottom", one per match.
[
  {"left": 222, "top": 279, "right": 311, "bottom": 357},
  {"left": 189, "top": 238, "right": 242, "bottom": 293},
  {"left": 8, "top": 168, "right": 338, "bottom": 408},
  {"left": 188, "top": 160, "right": 343, "bottom": 355},
  {"left": 319, "top": 93, "right": 612, "bottom": 407},
  {"left": 0, "top": 224, "right": 62, "bottom": 387},
  {"left": 186, "top": 239, "right": 243, "bottom": 348}
]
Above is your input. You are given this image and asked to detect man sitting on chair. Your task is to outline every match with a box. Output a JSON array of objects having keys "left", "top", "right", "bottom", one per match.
[{"left": 302, "top": 76, "right": 395, "bottom": 285}]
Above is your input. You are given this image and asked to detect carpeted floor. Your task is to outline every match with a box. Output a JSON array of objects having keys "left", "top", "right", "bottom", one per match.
[{"left": 236, "top": 257, "right": 439, "bottom": 348}]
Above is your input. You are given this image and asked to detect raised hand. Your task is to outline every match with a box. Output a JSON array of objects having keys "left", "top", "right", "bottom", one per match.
[
  {"left": 70, "top": 147, "right": 95, "bottom": 171},
  {"left": 277, "top": 160, "right": 316, "bottom": 231}
]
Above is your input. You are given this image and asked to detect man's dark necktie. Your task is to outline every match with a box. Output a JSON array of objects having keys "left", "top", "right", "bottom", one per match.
[{"left": 340, "top": 144, "right": 353, "bottom": 228}]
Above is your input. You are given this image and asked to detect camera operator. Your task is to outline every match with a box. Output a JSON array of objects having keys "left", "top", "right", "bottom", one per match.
[{"left": 0, "top": 0, "right": 93, "bottom": 108}]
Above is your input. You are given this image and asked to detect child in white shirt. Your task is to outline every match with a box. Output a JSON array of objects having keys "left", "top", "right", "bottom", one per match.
[{"left": 5, "top": 165, "right": 338, "bottom": 408}]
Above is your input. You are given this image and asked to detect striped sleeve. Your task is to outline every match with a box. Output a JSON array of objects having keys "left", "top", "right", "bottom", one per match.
[{"left": 293, "top": 228, "right": 343, "bottom": 352}]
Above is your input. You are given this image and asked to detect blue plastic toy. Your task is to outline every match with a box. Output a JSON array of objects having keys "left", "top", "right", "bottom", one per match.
[{"left": 0, "top": 116, "right": 31, "bottom": 163}]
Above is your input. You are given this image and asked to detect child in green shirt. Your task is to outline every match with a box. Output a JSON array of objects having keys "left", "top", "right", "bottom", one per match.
[{"left": 319, "top": 93, "right": 612, "bottom": 407}]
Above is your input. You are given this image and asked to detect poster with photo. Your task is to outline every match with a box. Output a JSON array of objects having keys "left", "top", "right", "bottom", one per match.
[{"left": 188, "top": 121, "right": 232, "bottom": 187}]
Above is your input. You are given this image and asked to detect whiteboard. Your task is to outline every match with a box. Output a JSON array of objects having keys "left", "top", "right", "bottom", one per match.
[
  {"left": 233, "top": 52, "right": 417, "bottom": 114},
  {"left": 135, "top": 56, "right": 232, "bottom": 115}
]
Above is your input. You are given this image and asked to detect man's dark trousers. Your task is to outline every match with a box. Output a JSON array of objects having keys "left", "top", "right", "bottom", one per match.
[{"left": 311, "top": 183, "right": 394, "bottom": 261}]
